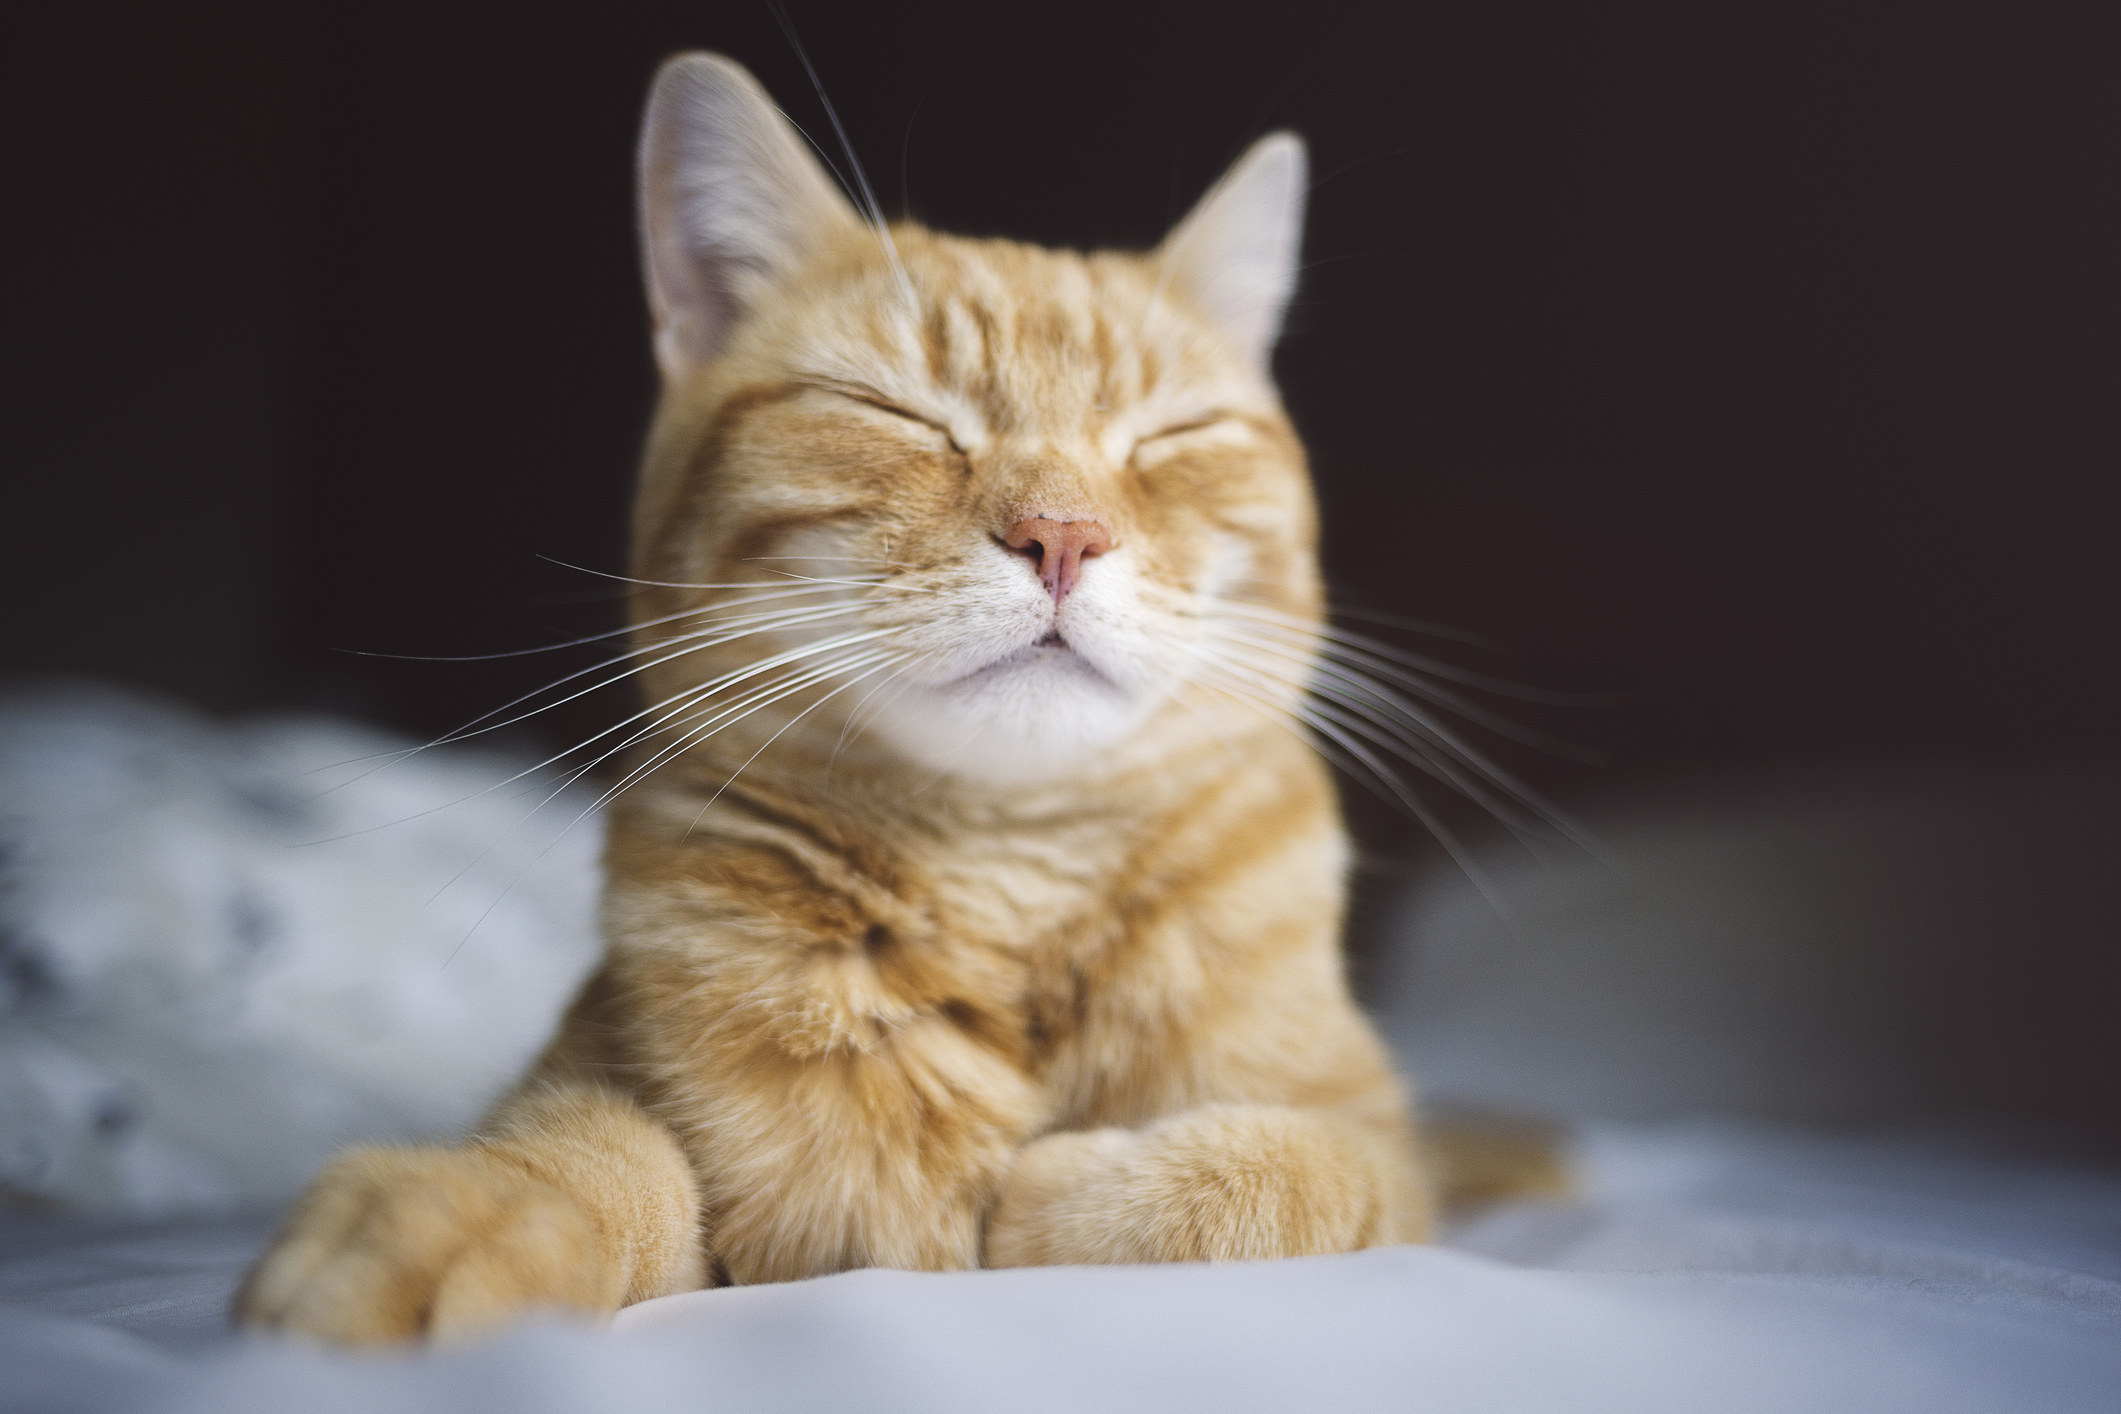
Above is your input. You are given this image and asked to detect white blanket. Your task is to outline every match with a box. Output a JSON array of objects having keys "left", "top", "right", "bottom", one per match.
[
  {"left": 5, "top": 1121, "right": 2117, "bottom": 1413},
  {"left": 5, "top": 690, "right": 2118, "bottom": 1411}
]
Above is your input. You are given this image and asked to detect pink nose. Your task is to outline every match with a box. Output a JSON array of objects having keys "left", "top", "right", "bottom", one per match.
[{"left": 1004, "top": 517, "right": 1114, "bottom": 604}]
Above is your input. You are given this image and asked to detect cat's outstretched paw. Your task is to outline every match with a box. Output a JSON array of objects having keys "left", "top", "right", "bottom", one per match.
[
  {"left": 233, "top": 1146, "right": 621, "bottom": 1346},
  {"left": 985, "top": 1104, "right": 1409, "bottom": 1267}
]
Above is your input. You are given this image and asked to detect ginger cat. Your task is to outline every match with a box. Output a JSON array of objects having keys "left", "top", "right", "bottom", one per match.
[{"left": 234, "top": 52, "right": 1435, "bottom": 1344}]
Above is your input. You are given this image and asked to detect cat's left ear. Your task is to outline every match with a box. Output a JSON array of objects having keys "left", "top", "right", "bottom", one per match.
[
  {"left": 1157, "top": 133, "right": 1308, "bottom": 372},
  {"left": 637, "top": 53, "right": 864, "bottom": 381}
]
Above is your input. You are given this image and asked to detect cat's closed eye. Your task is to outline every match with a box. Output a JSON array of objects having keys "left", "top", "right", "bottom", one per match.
[
  {"left": 1140, "top": 415, "right": 1228, "bottom": 443},
  {"left": 1129, "top": 414, "right": 1238, "bottom": 467},
  {"left": 810, "top": 382, "right": 968, "bottom": 457}
]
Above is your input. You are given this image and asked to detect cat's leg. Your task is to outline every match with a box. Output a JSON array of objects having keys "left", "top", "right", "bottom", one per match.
[
  {"left": 680, "top": 1005, "right": 1045, "bottom": 1284},
  {"left": 232, "top": 1082, "right": 703, "bottom": 1345},
  {"left": 983, "top": 1102, "right": 1430, "bottom": 1266}
]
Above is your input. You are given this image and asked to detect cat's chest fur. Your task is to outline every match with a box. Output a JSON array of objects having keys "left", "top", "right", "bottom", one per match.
[{"left": 599, "top": 732, "right": 1343, "bottom": 1136}]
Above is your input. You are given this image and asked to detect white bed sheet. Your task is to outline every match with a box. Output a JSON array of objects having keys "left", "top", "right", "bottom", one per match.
[{"left": 4, "top": 1121, "right": 2116, "bottom": 1414}]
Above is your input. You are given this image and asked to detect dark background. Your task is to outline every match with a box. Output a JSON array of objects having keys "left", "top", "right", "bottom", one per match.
[{"left": 8, "top": 0, "right": 2118, "bottom": 801}]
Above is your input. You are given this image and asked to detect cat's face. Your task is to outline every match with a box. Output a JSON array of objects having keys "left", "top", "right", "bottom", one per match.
[{"left": 628, "top": 57, "right": 1320, "bottom": 785}]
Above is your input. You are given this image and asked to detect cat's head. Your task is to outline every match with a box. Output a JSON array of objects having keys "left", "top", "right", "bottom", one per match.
[{"left": 628, "top": 54, "right": 1321, "bottom": 787}]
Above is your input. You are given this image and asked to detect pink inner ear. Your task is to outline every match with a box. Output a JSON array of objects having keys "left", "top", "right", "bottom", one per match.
[
  {"left": 637, "top": 53, "right": 862, "bottom": 379},
  {"left": 1158, "top": 132, "right": 1308, "bottom": 371}
]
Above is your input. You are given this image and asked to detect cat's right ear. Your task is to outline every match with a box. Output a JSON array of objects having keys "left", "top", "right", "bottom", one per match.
[{"left": 638, "top": 54, "right": 861, "bottom": 381}]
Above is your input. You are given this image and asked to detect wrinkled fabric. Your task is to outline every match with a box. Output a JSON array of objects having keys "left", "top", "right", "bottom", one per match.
[{"left": 5, "top": 1122, "right": 2116, "bottom": 1413}]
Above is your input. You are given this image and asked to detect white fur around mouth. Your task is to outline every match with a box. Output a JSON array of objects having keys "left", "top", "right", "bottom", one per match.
[{"left": 953, "top": 638, "right": 1117, "bottom": 692}]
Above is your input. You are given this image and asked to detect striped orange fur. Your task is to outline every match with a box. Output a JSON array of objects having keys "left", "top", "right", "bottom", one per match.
[{"left": 234, "top": 52, "right": 1435, "bottom": 1344}]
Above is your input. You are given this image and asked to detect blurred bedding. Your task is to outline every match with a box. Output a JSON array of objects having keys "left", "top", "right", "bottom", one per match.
[
  {"left": 5, "top": 1121, "right": 2117, "bottom": 1413},
  {"left": 3, "top": 685, "right": 2117, "bottom": 1411},
  {"left": 0, "top": 684, "right": 601, "bottom": 1213}
]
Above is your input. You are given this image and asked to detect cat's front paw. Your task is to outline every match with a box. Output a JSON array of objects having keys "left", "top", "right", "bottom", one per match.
[
  {"left": 233, "top": 1146, "right": 621, "bottom": 1345},
  {"left": 986, "top": 1105, "right": 1395, "bottom": 1267},
  {"left": 984, "top": 1126, "right": 1139, "bottom": 1266}
]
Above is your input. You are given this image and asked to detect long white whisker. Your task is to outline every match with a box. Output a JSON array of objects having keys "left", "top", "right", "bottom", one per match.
[
  {"left": 1202, "top": 626, "right": 1594, "bottom": 849},
  {"left": 1309, "top": 644, "right": 1609, "bottom": 762},
  {"left": 741, "top": 567, "right": 939, "bottom": 594},
  {"left": 438, "top": 650, "right": 910, "bottom": 967},
  {"left": 448, "top": 645, "right": 905, "bottom": 934},
  {"left": 305, "top": 625, "right": 897, "bottom": 848},
  {"left": 1216, "top": 579, "right": 1509, "bottom": 651},
  {"left": 681, "top": 651, "right": 912, "bottom": 836},
  {"left": 1212, "top": 610, "right": 1614, "bottom": 766},
  {"left": 539, "top": 631, "right": 903, "bottom": 800},
  {"left": 765, "top": 0, "right": 916, "bottom": 309},
  {"left": 1311, "top": 672, "right": 1601, "bottom": 854},
  {"left": 1325, "top": 603, "right": 1509, "bottom": 652},
  {"left": 1298, "top": 689, "right": 1550, "bottom": 849},
  {"left": 512, "top": 650, "right": 898, "bottom": 867},
  {"left": 411, "top": 601, "right": 878, "bottom": 751},
  {"left": 305, "top": 602, "right": 880, "bottom": 806},
  {"left": 828, "top": 655, "right": 926, "bottom": 766},
  {"left": 1180, "top": 665, "right": 1393, "bottom": 804},
  {"left": 592, "top": 639, "right": 899, "bottom": 787},
  {"left": 534, "top": 554, "right": 927, "bottom": 595},
  {"left": 426, "top": 643, "right": 898, "bottom": 909},
  {"left": 1186, "top": 659, "right": 1512, "bottom": 918},
  {"left": 1296, "top": 631, "right": 1609, "bottom": 757},
  {"left": 313, "top": 590, "right": 877, "bottom": 787},
  {"left": 310, "top": 588, "right": 883, "bottom": 779},
  {"left": 1193, "top": 638, "right": 1540, "bottom": 837},
  {"left": 1291, "top": 701, "right": 1513, "bottom": 919},
  {"left": 334, "top": 586, "right": 858, "bottom": 666},
  {"left": 1216, "top": 601, "right": 1603, "bottom": 705}
]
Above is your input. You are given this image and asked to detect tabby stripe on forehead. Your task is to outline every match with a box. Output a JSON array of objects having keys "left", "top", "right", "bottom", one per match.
[
  {"left": 962, "top": 300, "right": 1006, "bottom": 424},
  {"left": 1137, "top": 343, "right": 1162, "bottom": 398},
  {"left": 920, "top": 304, "right": 952, "bottom": 385},
  {"left": 1088, "top": 310, "right": 1119, "bottom": 409}
]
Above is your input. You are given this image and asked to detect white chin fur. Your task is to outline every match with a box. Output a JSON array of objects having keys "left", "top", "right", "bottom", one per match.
[{"left": 862, "top": 647, "right": 1159, "bottom": 784}]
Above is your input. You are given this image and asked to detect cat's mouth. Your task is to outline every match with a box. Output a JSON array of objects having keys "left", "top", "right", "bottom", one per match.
[{"left": 949, "top": 628, "right": 1117, "bottom": 691}]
